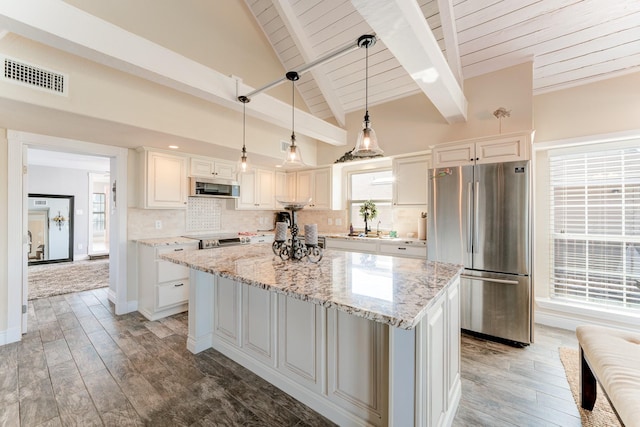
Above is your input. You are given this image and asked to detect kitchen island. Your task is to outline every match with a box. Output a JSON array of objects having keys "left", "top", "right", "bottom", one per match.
[{"left": 160, "top": 244, "right": 462, "bottom": 427}]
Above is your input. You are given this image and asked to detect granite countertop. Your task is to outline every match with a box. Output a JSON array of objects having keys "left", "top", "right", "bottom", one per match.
[
  {"left": 160, "top": 244, "right": 461, "bottom": 329},
  {"left": 323, "top": 233, "right": 427, "bottom": 246},
  {"left": 136, "top": 237, "right": 198, "bottom": 247}
]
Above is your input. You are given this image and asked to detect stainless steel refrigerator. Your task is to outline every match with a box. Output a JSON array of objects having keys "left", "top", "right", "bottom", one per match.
[{"left": 427, "top": 161, "right": 532, "bottom": 345}]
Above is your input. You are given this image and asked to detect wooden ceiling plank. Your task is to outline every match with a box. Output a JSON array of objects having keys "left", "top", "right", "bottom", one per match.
[
  {"left": 534, "top": 53, "right": 640, "bottom": 91},
  {"left": 0, "top": 0, "right": 347, "bottom": 146},
  {"left": 351, "top": 0, "right": 468, "bottom": 123},
  {"left": 272, "top": 0, "right": 347, "bottom": 126},
  {"left": 437, "top": 0, "right": 464, "bottom": 84}
]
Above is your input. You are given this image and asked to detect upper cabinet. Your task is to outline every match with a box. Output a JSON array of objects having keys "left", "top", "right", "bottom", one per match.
[
  {"left": 139, "top": 149, "right": 188, "bottom": 209},
  {"left": 190, "top": 157, "right": 236, "bottom": 180},
  {"left": 393, "top": 154, "right": 430, "bottom": 207},
  {"left": 296, "top": 168, "right": 331, "bottom": 210},
  {"left": 236, "top": 168, "right": 275, "bottom": 210},
  {"left": 432, "top": 131, "right": 532, "bottom": 168}
]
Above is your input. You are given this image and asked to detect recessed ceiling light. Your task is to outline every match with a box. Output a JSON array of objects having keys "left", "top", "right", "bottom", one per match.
[{"left": 168, "top": 145, "right": 179, "bottom": 149}]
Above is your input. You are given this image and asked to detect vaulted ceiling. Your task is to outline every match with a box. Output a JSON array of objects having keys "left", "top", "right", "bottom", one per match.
[{"left": 246, "top": 0, "right": 640, "bottom": 126}]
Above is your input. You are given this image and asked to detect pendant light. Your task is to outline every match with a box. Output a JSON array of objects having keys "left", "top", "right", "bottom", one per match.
[
  {"left": 237, "top": 95, "right": 250, "bottom": 173},
  {"left": 282, "top": 71, "right": 305, "bottom": 169},
  {"left": 352, "top": 35, "right": 383, "bottom": 158}
]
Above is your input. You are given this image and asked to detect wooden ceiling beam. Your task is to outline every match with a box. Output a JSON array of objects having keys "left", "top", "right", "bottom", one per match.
[
  {"left": 350, "top": 0, "right": 467, "bottom": 123},
  {"left": 272, "top": 0, "right": 346, "bottom": 127},
  {"left": 0, "top": 0, "right": 347, "bottom": 146}
]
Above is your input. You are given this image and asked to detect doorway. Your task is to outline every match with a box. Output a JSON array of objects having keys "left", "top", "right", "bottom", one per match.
[{"left": 6, "top": 130, "right": 129, "bottom": 340}]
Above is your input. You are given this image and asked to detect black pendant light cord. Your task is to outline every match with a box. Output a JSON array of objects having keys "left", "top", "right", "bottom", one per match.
[
  {"left": 364, "top": 41, "right": 370, "bottom": 124},
  {"left": 242, "top": 101, "right": 246, "bottom": 151},
  {"left": 291, "top": 78, "right": 295, "bottom": 142}
]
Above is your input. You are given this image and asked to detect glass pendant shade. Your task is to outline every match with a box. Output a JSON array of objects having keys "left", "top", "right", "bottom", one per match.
[
  {"left": 352, "top": 118, "right": 383, "bottom": 157},
  {"left": 238, "top": 145, "right": 250, "bottom": 173},
  {"left": 282, "top": 134, "right": 305, "bottom": 169}
]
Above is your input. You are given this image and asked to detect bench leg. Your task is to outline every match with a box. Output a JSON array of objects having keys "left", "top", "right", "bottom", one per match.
[{"left": 579, "top": 346, "right": 597, "bottom": 410}]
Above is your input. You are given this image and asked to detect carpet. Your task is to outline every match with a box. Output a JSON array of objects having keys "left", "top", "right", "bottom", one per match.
[
  {"left": 558, "top": 347, "right": 620, "bottom": 427},
  {"left": 28, "top": 259, "right": 109, "bottom": 300}
]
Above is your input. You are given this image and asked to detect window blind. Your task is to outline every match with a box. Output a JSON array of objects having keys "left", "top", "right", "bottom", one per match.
[{"left": 550, "top": 147, "right": 640, "bottom": 310}]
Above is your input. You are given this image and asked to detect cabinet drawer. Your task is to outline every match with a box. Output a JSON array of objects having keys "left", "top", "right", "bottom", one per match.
[
  {"left": 157, "top": 280, "right": 189, "bottom": 308},
  {"left": 326, "top": 239, "right": 377, "bottom": 253},
  {"left": 379, "top": 243, "right": 426, "bottom": 258},
  {"left": 157, "top": 259, "right": 189, "bottom": 282}
]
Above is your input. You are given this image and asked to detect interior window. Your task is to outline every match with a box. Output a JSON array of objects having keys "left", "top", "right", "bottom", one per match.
[
  {"left": 549, "top": 146, "right": 640, "bottom": 310},
  {"left": 348, "top": 169, "right": 393, "bottom": 232}
]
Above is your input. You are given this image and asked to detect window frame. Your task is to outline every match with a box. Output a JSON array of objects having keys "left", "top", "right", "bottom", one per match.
[{"left": 347, "top": 168, "right": 393, "bottom": 233}]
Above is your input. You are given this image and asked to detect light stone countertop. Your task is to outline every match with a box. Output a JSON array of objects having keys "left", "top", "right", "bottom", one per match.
[
  {"left": 159, "top": 243, "right": 461, "bottom": 330},
  {"left": 136, "top": 237, "right": 198, "bottom": 247}
]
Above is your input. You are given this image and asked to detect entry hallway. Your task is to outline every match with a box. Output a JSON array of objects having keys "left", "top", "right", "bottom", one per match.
[{"left": 0, "top": 288, "right": 580, "bottom": 426}]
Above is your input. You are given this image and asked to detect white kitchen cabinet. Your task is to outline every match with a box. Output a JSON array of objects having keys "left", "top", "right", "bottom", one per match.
[
  {"left": 393, "top": 154, "right": 430, "bottom": 206},
  {"left": 327, "top": 309, "right": 387, "bottom": 425},
  {"left": 137, "top": 241, "right": 198, "bottom": 320},
  {"left": 326, "top": 237, "right": 427, "bottom": 258},
  {"left": 139, "top": 149, "right": 188, "bottom": 209},
  {"left": 325, "top": 237, "right": 378, "bottom": 253},
  {"left": 242, "top": 284, "right": 275, "bottom": 366},
  {"left": 378, "top": 240, "right": 427, "bottom": 258},
  {"left": 278, "top": 295, "right": 323, "bottom": 393},
  {"left": 296, "top": 167, "right": 331, "bottom": 210},
  {"left": 190, "top": 157, "right": 236, "bottom": 180},
  {"left": 235, "top": 168, "right": 275, "bottom": 210},
  {"left": 432, "top": 131, "right": 532, "bottom": 168},
  {"left": 275, "top": 171, "right": 296, "bottom": 207},
  {"left": 214, "top": 276, "right": 240, "bottom": 346}
]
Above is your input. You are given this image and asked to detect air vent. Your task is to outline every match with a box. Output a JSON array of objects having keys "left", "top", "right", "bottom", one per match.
[
  {"left": 2, "top": 56, "right": 67, "bottom": 95},
  {"left": 34, "top": 200, "right": 47, "bottom": 206}
]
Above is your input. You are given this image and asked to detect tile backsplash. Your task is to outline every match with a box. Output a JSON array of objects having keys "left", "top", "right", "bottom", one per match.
[{"left": 129, "top": 198, "right": 426, "bottom": 240}]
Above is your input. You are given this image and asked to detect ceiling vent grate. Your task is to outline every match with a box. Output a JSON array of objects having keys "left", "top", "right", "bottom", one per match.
[{"left": 2, "top": 56, "right": 67, "bottom": 95}]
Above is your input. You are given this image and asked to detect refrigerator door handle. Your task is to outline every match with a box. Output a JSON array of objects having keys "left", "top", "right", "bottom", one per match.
[
  {"left": 474, "top": 181, "right": 480, "bottom": 252},
  {"left": 460, "top": 274, "right": 519, "bottom": 285},
  {"left": 467, "top": 182, "right": 473, "bottom": 252}
]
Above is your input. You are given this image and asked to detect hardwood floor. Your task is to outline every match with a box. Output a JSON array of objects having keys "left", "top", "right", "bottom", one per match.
[{"left": 0, "top": 288, "right": 581, "bottom": 426}]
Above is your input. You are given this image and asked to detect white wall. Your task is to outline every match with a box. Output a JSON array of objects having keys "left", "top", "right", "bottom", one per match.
[{"left": 28, "top": 165, "right": 93, "bottom": 260}]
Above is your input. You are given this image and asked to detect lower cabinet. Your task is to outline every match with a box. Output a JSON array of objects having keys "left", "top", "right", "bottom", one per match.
[
  {"left": 326, "top": 237, "right": 427, "bottom": 259},
  {"left": 208, "top": 275, "right": 460, "bottom": 427},
  {"left": 138, "top": 242, "right": 197, "bottom": 320}
]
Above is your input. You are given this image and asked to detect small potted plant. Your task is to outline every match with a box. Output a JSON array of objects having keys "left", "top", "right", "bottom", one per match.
[{"left": 359, "top": 200, "right": 377, "bottom": 235}]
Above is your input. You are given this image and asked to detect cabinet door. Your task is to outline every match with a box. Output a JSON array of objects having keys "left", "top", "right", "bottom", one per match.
[
  {"left": 432, "top": 142, "right": 475, "bottom": 168},
  {"left": 393, "top": 155, "right": 429, "bottom": 206},
  {"left": 296, "top": 170, "right": 313, "bottom": 203},
  {"left": 214, "top": 276, "right": 240, "bottom": 346},
  {"left": 378, "top": 243, "right": 426, "bottom": 258},
  {"left": 236, "top": 171, "right": 257, "bottom": 210},
  {"left": 426, "top": 294, "right": 446, "bottom": 427},
  {"left": 190, "top": 158, "right": 214, "bottom": 177},
  {"left": 476, "top": 134, "right": 529, "bottom": 164},
  {"left": 214, "top": 161, "right": 236, "bottom": 179},
  {"left": 242, "top": 285, "right": 274, "bottom": 365},
  {"left": 278, "top": 295, "right": 322, "bottom": 393},
  {"left": 146, "top": 151, "right": 188, "bottom": 208},
  {"left": 255, "top": 169, "right": 275, "bottom": 209},
  {"left": 311, "top": 168, "right": 331, "bottom": 209},
  {"left": 325, "top": 238, "right": 378, "bottom": 253},
  {"left": 447, "top": 279, "right": 461, "bottom": 407},
  {"left": 327, "top": 309, "right": 386, "bottom": 424}
]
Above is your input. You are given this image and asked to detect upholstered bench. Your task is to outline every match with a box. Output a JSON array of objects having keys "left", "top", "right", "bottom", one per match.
[{"left": 576, "top": 325, "right": 640, "bottom": 427}]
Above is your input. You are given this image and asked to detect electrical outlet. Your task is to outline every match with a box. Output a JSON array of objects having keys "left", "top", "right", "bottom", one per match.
[
  {"left": 335, "top": 218, "right": 342, "bottom": 226},
  {"left": 155, "top": 220, "right": 162, "bottom": 229},
  {"left": 328, "top": 218, "right": 333, "bottom": 225}
]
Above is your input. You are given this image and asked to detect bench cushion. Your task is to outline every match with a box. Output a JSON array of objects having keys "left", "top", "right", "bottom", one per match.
[{"left": 576, "top": 325, "right": 640, "bottom": 426}]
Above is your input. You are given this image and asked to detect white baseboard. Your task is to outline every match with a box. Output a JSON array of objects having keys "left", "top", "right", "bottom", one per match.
[{"left": 0, "top": 326, "right": 22, "bottom": 346}]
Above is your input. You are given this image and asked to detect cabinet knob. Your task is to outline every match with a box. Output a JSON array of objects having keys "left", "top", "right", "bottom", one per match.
[
  {"left": 470, "top": 158, "right": 473, "bottom": 162},
  {"left": 476, "top": 157, "right": 479, "bottom": 161}
]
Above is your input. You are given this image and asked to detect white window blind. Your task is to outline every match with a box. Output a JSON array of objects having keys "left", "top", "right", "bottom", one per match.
[{"left": 550, "top": 147, "right": 640, "bottom": 310}]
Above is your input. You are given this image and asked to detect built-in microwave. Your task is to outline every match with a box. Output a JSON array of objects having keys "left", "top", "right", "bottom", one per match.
[{"left": 189, "top": 177, "right": 240, "bottom": 198}]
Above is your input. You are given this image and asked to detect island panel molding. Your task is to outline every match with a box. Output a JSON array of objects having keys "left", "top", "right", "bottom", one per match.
[{"left": 161, "top": 245, "right": 462, "bottom": 426}]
